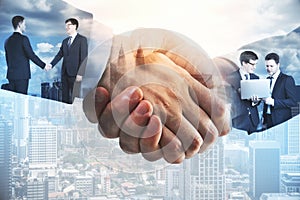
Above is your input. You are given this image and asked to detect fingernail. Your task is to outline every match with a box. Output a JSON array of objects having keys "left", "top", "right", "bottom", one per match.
[
  {"left": 127, "top": 87, "right": 142, "bottom": 101},
  {"left": 136, "top": 102, "right": 149, "bottom": 115}
]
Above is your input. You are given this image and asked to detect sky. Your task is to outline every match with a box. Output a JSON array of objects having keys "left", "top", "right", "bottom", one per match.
[
  {"left": 0, "top": 0, "right": 299, "bottom": 95},
  {"left": 64, "top": 0, "right": 300, "bottom": 57}
]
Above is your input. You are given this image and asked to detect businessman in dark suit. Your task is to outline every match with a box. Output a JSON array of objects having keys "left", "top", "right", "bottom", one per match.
[
  {"left": 225, "top": 51, "right": 260, "bottom": 134},
  {"left": 4, "top": 15, "right": 50, "bottom": 95},
  {"left": 50, "top": 18, "right": 88, "bottom": 104},
  {"left": 263, "top": 53, "right": 297, "bottom": 128}
]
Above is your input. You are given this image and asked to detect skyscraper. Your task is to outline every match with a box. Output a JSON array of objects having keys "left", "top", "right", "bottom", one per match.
[
  {"left": 179, "top": 139, "right": 225, "bottom": 200},
  {"left": 0, "top": 120, "right": 13, "bottom": 200},
  {"left": 28, "top": 120, "right": 57, "bottom": 168},
  {"left": 14, "top": 95, "right": 29, "bottom": 162},
  {"left": 249, "top": 141, "right": 280, "bottom": 200},
  {"left": 287, "top": 115, "right": 300, "bottom": 155},
  {"left": 165, "top": 165, "right": 180, "bottom": 199}
]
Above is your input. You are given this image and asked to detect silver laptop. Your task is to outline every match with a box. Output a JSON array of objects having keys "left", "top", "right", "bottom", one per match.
[{"left": 240, "top": 79, "right": 270, "bottom": 100}]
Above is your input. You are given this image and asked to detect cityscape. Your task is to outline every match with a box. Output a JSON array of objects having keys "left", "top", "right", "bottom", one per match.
[
  {"left": 1, "top": 0, "right": 300, "bottom": 199},
  {"left": 0, "top": 88, "right": 299, "bottom": 200}
]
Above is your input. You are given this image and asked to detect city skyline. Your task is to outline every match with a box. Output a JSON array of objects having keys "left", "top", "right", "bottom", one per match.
[
  {"left": 1, "top": 0, "right": 300, "bottom": 199},
  {"left": 0, "top": 91, "right": 299, "bottom": 199}
]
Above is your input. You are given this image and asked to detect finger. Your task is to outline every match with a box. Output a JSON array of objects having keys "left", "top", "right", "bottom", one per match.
[
  {"left": 165, "top": 114, "right": 203, "bottom": 159},
  {"left": 118, "top": 100, "right": 153, "bottom": 154},
  {"left": 82, "top": 87, "right": 109, "bottom": 123},
  {"left": 182, "top": 101, "right": 220, "bottom": 153},
  {"left": 160, "top": 126, "right": 185, "bottom": 164},
  {"left": 189, "top": 82, "right": 230, "bottom": 136},
  {"left": 140, "top": 115, "right": 164, "bottom": 162},
  {"left": 120, "top": 100, "right": 153, "bottom": 137},
  {"left": 99, "top": 86, "right": 143, "bottom": 138}
]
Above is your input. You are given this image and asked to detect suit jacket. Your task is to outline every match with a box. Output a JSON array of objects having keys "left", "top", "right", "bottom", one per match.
[
  {"left": 51, "top": 33, "right": 88, "bottom": 77},
  {"left": 225, "top": 70, "right": 260, "bottom": 134},
  {"left": 5, "top": 32, "right": 45, "bottom": 80},
  {"left": 263, "top": 72, "right": 297, "bottom": 127}
]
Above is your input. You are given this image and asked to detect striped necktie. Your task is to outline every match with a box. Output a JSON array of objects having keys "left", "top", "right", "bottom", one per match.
[{"left": 67, "top": 36, "right": 72, "bottom": 48}]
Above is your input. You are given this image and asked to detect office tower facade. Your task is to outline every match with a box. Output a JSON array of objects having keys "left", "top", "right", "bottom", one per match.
[
  {"left": 0, "top": 120, "right": 13, "bottom": 200},
  {"left": 28, "top": 120, "right": 57, "bottom": 168},
  {"left": 14, "top": 95, "right": 29, "bottom": 162},
  {"left": 75, "top": 176, "right": 94, "bottom": 196},
  {"left": 26, "top": 177, "right": 48, "bottom": 200},
  {"left": 249, "top": 141, "right": 280, "bottom": 199},
  {"left": 287, "top": 115, "right": 300, "bottom": 155},
  {"left": 165, "top": 165, "right": 180, "bottom": 199},
  {"left": 281, "top": 173, "right": 300, "bottom": 193},
  {"left": 180, "top": 139, "right": 225, "bottom": 200},
  {"left": 281, "top": 155, "right": 300, "bottom": 174}
]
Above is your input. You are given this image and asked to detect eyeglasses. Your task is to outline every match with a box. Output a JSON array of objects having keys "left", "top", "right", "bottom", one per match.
[
  {"left": 65, "top": 23, "right": 75, "bottom": 27},
  {"left": 247, "top": 61, "right": 257, "bottom": 66}
]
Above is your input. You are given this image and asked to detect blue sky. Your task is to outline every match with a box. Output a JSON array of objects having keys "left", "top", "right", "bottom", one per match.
[
  {"left": 0, "top": 0, "right": 95, "bottom": 95},
  {"left": 0, "top": 0, "right": 299, "bottom": 96}
]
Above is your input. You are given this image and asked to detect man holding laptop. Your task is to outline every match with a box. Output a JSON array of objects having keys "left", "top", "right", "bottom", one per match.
[{"left": 225, "top": 50, "right": 261, "bottom": 134}]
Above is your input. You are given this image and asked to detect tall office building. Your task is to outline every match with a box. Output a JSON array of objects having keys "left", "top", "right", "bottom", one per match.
[
  {"left": 28, "top": 120, "right": 57, "bottom": 168},
  {"left": 281, "top": 173, "right": 300, "bottom": 193},
  {"left": 256, "top": 122, "right": 288, "bottom": 155},
  {"left": 165, "top": 165, "right": 180, "bottom": 199},
  {"left": 14, "top": 95, "right": 29, "bottom": 162},
  {"left": 287, "top": 115, "right": 300, "bottom": 155},
  {"left": 249, "top": 141, "right": 280, "bottom": 200},
  {"left": 0, "top": 120, "right": 13, "bottom": 200},
  {"left": 26, "top": 177, "right": 49, "bottom": 200},
  {"left": 281, "top": 155, "right": 300, "bottom": 174},
  {"left": 179, "top": 139, "right": 225, "bottom": 200}
]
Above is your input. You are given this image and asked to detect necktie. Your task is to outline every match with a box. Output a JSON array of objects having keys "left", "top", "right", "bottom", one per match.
[
  {"left": 67, "top": 36, "right": 72, "bottom": 48},
  {"left": 267, "top": 76, "right": 273, "bottom": 88},
  {"left": 266, "top": 76, "right": 273, "bottom": 114},
  {"left": 245, "top": 74, "right": 249, "bottom": 80}
]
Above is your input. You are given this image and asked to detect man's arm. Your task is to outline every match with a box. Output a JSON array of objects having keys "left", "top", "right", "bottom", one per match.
[
  {"left": 77, "top": 35, "right": 88, "bottom": 76},
  {"left": 50, "top": 40, "right": 64, "bottom": 67},
  {"left": 274, "top": 76, "right": 298, "bottom": 108},
  {"left": 23, "top": 36, "right": 45, "bottom": 69}
]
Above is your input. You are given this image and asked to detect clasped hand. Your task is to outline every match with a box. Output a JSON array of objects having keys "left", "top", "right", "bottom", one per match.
[{"left": 83, "top": 28, "right": 231, "bottom": 163}]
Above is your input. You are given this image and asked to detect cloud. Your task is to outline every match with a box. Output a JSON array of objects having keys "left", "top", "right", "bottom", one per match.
[
  {"left": 37, "top": 42, "right": 54, "bottom": 53},
  {"left": 21, "top": 0, "right": 52, "bottom": 12},
  {"left": 0, "top": 50, "right": 5, "bottom": 57}
]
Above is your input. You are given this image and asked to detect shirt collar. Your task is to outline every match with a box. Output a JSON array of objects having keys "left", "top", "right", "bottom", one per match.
[
  {"left": 69, "top": 32, "right": 77, "bottom": 39},
  {"left": 268, "top": 69, "right": 280, "bottom": 79},
  {"left": 239, "top": 69, "right": 250, "bottom": 79}
]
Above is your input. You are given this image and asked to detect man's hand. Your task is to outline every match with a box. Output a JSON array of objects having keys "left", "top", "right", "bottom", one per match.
[
  {"left": 83, "top": 28, "right": 231, "bottom": 164},
  {"left": 76, "top": 75, "right": 83, "bottom": 82},
  {"left": 264, "top": 97, "right": 274, "bottom": 106}
]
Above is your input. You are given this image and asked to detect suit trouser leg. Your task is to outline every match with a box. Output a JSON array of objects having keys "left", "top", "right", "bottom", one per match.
[
  {"left": 62, "top": 75, "right": 76, "bottom": 104},
  {"left": 9, "top": 79, "right": 29, "bottom": 95},
  {"left": 263, "top": 113, "right": 273, "bottom": 129}
]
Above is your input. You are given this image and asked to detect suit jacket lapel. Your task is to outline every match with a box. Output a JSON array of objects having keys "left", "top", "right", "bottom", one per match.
[{"left": 272, "top": 72, "right": 283, "bottom": 96}]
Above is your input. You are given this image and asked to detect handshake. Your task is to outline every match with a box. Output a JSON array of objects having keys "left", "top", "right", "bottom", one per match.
[
  {"left": 83, "top": 28, "right": 231, "bottom": 164},
  {"left": 43, "top": 63, "right": 83, "bottom": 82}
]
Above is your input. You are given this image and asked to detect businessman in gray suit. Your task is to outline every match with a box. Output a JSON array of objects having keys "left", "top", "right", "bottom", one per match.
[
  {"left": 50, "top": 18, "right": 88, "bottom": 104},
  {"left": 4, "top": 15, "right": 51, "bottom": 94}
]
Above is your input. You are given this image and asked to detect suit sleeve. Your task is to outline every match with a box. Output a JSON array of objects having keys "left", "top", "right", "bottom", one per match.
[
  {"left": 274, "top": 76, "right": 298, "bottom": 109},
  {"left": 23, "top": 36, "right": 45, "bottom": 69},
  {"left": 77, "top": 36, "right": 88, "bottom": 76},
  {"left": 51, "top": 41, "right": 64, "bottom": 67}
]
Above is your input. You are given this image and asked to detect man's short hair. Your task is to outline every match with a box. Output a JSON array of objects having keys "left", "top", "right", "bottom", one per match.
[
  {"left": 12, "top": 15, "right": 24, "bottom": 30},
  {"left": 239, "top": 50, "right": 258, "bottom": 65},
  {"left": 265, "top": 53, "right": 280, "bottom": 64},
  {"left": 65, "top": 18, "right": 79, "bottom": 30}
]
